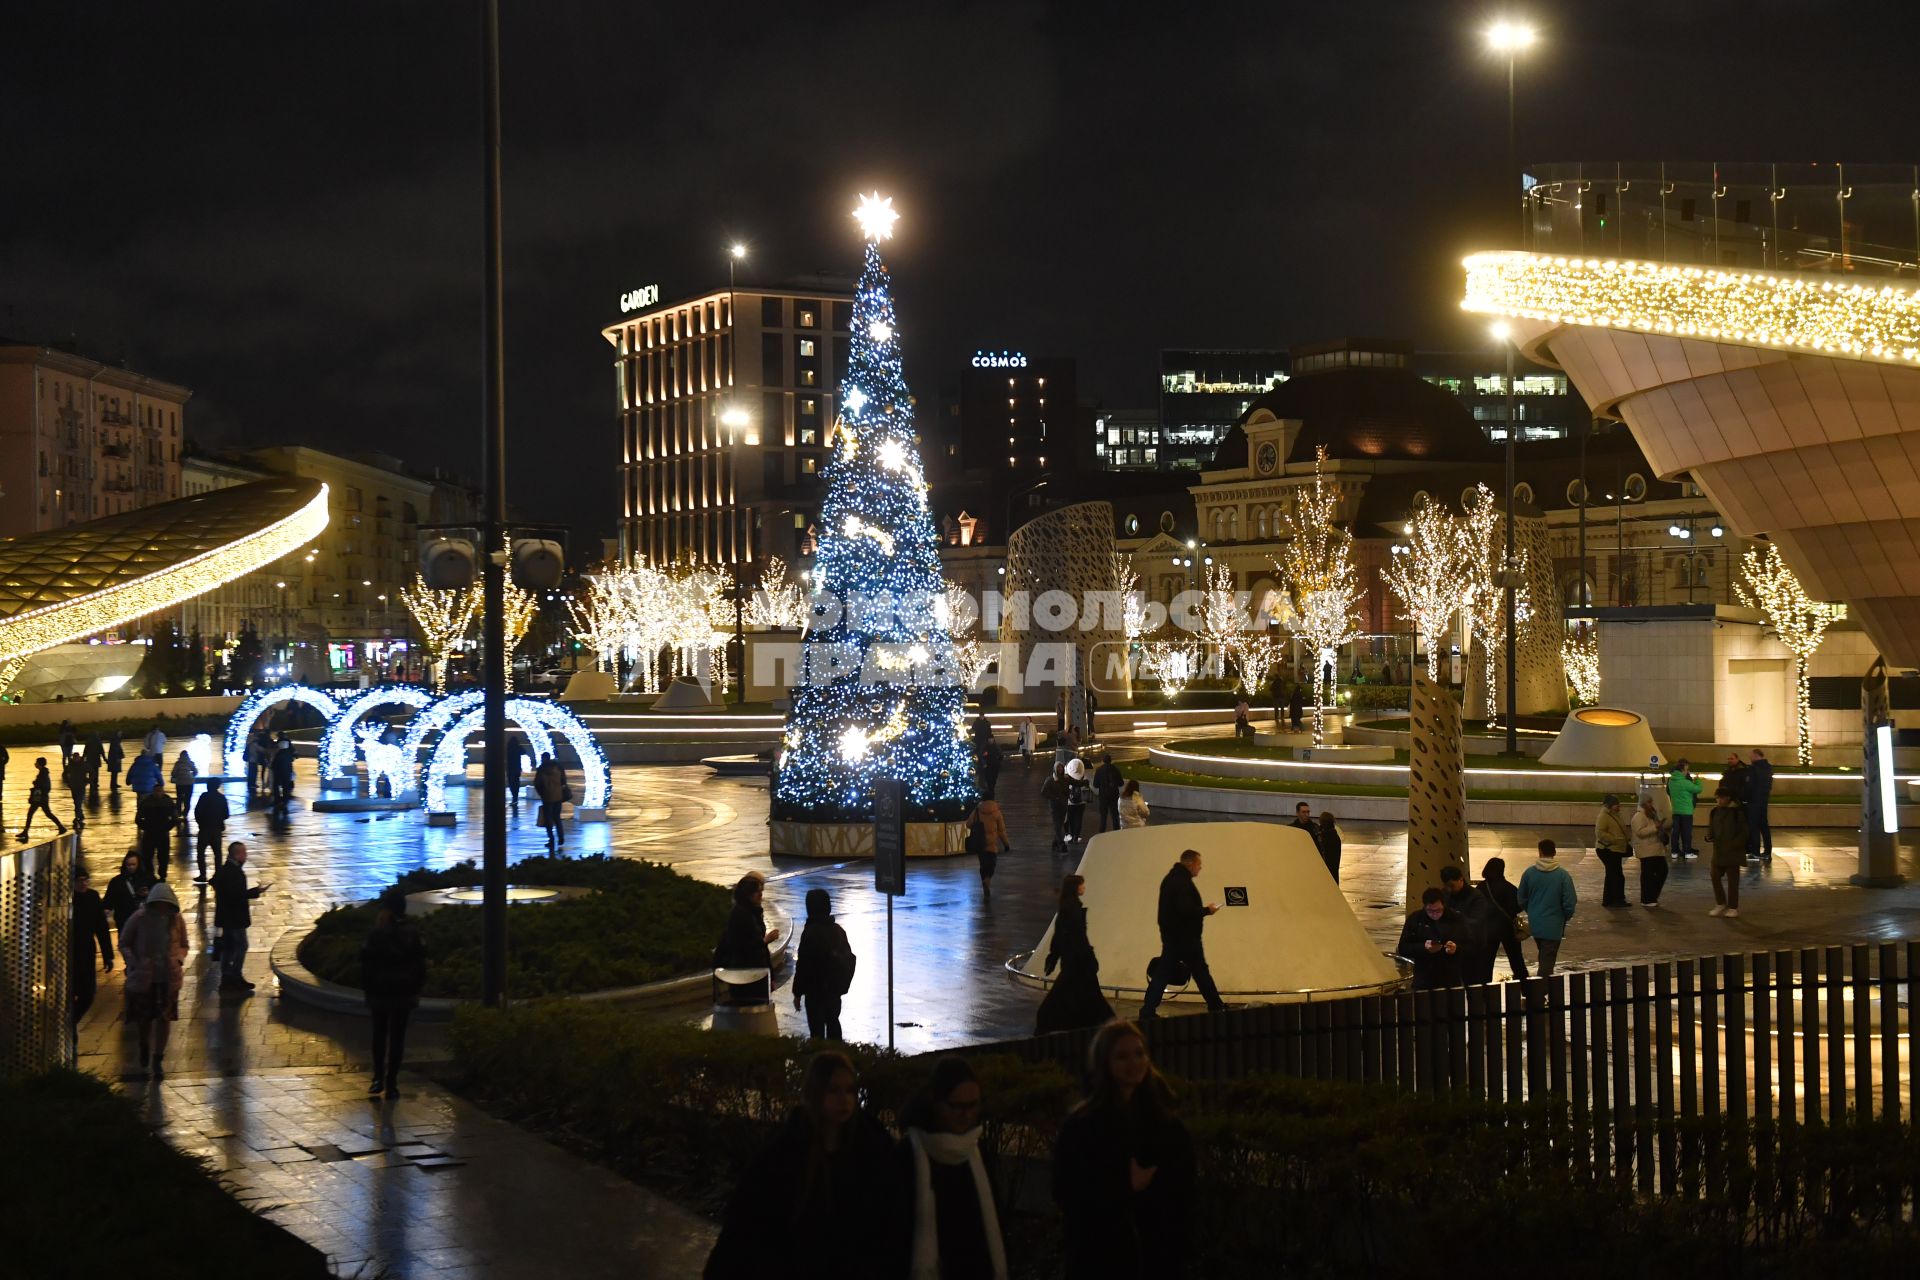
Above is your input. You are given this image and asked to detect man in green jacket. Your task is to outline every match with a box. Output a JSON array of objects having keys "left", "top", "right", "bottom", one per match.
[{"left": 1666, "top": 761, "right": 1703, "bottom": 858}]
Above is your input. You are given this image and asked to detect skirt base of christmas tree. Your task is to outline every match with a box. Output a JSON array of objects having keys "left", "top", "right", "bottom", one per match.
[{"left": 769, "top": 818, "right": 969, "bottom": 859}]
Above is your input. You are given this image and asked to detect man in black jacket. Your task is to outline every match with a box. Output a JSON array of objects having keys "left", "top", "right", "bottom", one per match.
[
  {"left": 1091, "top": 753, "right": 1124, "bottom": 832},
  {"left": 193, "top": 786, "right": 230, "bottom": 884},
  {"left": 211, "top": 842, "right": 270, "bottom": 992},
  {"left": 1439, "top": 865, "right": 1498, "bottom": 984},
  {"left": 1396, "top": 888, "right": 1465, "bottom": 990},
  {"left": 1141, "top": 849, "right": 1226, "bottom": 1019}
]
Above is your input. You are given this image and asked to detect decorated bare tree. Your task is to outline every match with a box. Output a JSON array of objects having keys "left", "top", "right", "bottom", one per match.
[
  {"left": 744, "top": 555, "right": 810, "bottom": 631},
  {"left": 1110, "top": 550, "right": 1147, "bottom": 646},
  {"left": 399, "top": 573, "right": 478, "bottom": 693},
  {"left": 1562, "top": 627, "right": 1601, "bottom": 706},
  {"left": 1194, "top": 561, "right": 1247, "bottom": 684},
  {"left": 1459, "top": 484, "right": 1527, "bottom": 730},
  {"left": 1273, "top": 447, "right": 1363, "bottom": 745},
  {"left": 1736, "top": 541, "right": 1846, "bottom": 765},
  {"left": 1380, "top": 492, "right": 1466, "bottom": 681},
  {"left": 566, "top": 572, "right": 629, "bottom": 674}
]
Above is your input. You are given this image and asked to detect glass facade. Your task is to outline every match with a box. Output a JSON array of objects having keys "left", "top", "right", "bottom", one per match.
[{"left": 1157, "top": 349, "right": 1289, "bottom": 470}]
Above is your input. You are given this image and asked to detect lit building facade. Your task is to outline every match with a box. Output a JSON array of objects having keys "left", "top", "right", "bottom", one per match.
[
  {"left": 949, "top": 351, "right": 1079, "bottom": 477},
  {"left": 603, "top": 280, "right": 855, "bottom": 570},
  {"left": 1093, "top": 408, "right": 1160, "bottom": 470},
  {"left": 1157, "top": 349, "right": 1289, "bottom": 471},
  {"left": 0, "top": 343, "right": 190, "bottom": 537}
]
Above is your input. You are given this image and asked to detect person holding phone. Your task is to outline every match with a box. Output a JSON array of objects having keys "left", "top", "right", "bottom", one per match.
[
  {"left": 1396, "top": 888, "right": 1465, "bottom": 989},
  {"left": 211, "top": 841, "right": 271, "bottom": 992},
  {"left": 1140, "top": 849, "right": 1226, "bottom": 1019}
]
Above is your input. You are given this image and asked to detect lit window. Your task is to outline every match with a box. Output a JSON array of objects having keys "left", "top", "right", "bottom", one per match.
[
  {"left": 799, "top": 339, "right": 816, "bottom": 357},
  {"left": 798, "top": 310, "right": 816, "bottom": 327}
]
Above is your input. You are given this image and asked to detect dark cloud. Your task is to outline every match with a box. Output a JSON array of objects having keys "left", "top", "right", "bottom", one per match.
[{"left": 2, "top": 0, "right": 1914, "bottom": 545}]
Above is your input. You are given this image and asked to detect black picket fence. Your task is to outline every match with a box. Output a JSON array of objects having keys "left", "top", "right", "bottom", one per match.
[{"left": 993, "top": 942, "right": 1920, "bottom": 1198}]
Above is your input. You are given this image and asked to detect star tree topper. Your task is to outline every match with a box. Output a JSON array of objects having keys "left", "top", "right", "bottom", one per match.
[{"left": 853, "top": 191, "right": 899, "bottom": 241}]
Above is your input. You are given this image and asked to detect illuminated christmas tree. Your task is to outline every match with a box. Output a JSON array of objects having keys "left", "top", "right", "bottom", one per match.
[{"left": 772, "top": 194, "right": 978, "bottom": 825}]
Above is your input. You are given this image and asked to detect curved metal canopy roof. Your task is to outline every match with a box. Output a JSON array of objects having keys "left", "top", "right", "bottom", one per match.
[{"left": 0, "top": 477, "right": 329, "bottom": 666}]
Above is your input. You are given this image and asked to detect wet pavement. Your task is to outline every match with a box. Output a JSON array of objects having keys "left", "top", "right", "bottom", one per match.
[{"left": 14, "top": 724, "right": 1920, "bottom": 1278}]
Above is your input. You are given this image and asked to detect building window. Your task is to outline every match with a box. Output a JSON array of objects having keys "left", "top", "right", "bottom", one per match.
[
  {"left": 798, "top": 338, "right": 816, "bottom": 358},
  {"left": 798, "top": 307, "right": 817, "bottom": 328},
  {"left": 1125, "top": 514, "right": 1139, "bottom": 535},
  {"left": 801, "top": 369, "right": 817, "bottom": 387},
  {"left": 762, "top": 297, "right": 783, "bottom": 327}
]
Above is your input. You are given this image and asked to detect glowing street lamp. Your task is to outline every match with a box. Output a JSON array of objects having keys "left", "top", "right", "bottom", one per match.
[
  {"left": 1484, "top": 18, "right": 1537, "bottom": 242},
  {"left": 1491, "top": 320, "right": 1519, "bottom": 754}
]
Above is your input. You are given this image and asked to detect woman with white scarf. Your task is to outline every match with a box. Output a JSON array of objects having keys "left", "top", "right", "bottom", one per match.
[{"left": 901, "top": 1057, "right": 1007, "bottom": 1280}]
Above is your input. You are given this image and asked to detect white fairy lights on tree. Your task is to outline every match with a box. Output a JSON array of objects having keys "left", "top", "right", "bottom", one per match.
[
  {"left": 744, "top": 555, "right": 810, "bottom": 631},
  {"left": 1139, "top": 639, "right": 1201, "bottom": 702},
  {"left": 1194, "top": 561, "right": 1245, "bottom": 684},
  {"left": 1380, "top": 492, "right": 1467, "bottom": 682},
  {"left": 566, "top": 572, "right": 629, "bottom": 674},
  {"left": 1736, "top": 541, "right": 1846, "bottom": 766},
  {"left": 1109, "top": 551, "right": 1147, "bottom": 645},
  {"left": 1459, "top": 484, "right": 1527, "bottom": 730},
  {"left": 400, "top": 573, "right": 478, "bottom": 694},
  {"left": 1273, "top": 446, "right": 1363, "bottom": 745},
  {"left": 1562, "top": 627, "right": 1601, "bottom": 706}
]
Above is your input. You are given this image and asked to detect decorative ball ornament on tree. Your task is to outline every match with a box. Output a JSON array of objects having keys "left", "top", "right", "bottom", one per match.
[{"left": 772, "top": 194, "right": 977, "bottom": 825}]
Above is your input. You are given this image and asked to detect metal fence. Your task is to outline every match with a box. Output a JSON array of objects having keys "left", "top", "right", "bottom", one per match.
[
  {"left": 994, "top": 944, "right": 1919, "bottom": 1197},
  {"left": 1, "top": 833, "right": 76, "bottom": 1077}
]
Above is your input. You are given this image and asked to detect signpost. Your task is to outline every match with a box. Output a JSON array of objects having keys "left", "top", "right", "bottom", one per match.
[{"left": 873, "top": 778, "right": 906, "bottom": 1048}]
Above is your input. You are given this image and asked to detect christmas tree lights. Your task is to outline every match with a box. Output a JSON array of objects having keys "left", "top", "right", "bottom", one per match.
[
  {"left": 771, "top": 196, "right": 977, "bottom": 825},
  {"left": 1736, "top": 542, "right": 1845, "bottom": 766},
  {"left": 1562, "top": 627, "right": 1601, "bottom": 706},
  {"left": 399, "top": 574, "right": 478, "bottom": 693},
  {"left": 1272, "top": 447, "right": 1362, "bottom": 745},
  {"left": 1458, "top": 484, "right": 1528, "bottom": 730},
  {"left": 1381, "top": 493, "right": 1468, "bottom": 682}
]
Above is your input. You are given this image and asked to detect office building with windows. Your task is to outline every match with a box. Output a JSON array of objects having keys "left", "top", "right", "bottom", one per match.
[
  {"left": 604, "top": 278, "right": 854, "bottom": 570},
  {"left": 1415, "top": 349, "right": 1587, "bottom": 442},
  {"left": 1093, "top": 408, "right": 1160, "bottom": 470},
  {"left": 0, "top": 341, "right": 190, "bottom": 537},
  {"left": 1157, "top": 349, "right": 1290, "bottom": 471},
  {"left": 944, "top": 351, "right": 1079, "bottom": 477}
]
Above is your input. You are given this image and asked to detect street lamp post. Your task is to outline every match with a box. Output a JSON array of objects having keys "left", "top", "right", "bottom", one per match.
[
  {"left": 1486, "top": 18, "right": 1536, "bottom": 244},
  {"left": 479, "top": 0, "right": 510, "bottom": 1009},
  {"left": 721, "top": 404, "right": 754, "bottom": 704},
  {"left": 1492, "top": 321, "right": 1518, "bottom": 754}
]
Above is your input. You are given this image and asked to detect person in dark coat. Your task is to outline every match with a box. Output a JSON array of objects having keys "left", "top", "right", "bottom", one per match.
[
  {"left": 898, "top": 1057, "right": 1006, "bottom": 1280},
  {"left": 1036, "top": 875, "right": 1115, "bottom": 1035},
  {"left": 792, "top": 889, "right": 856, "bottom": 1042},
  {"left": 361, "top": 891, "right": 427, "bottom": 1098},
  {"left": 714, "top": 873, "right": 777, "bottom": 1002},
  {"left": 71, "top": 865, "right": 114, "bottom": 1024},
  {"left": 211, "top": 841, "right": 269, "bottom": 991},
  {"left": 1092, "top": 754, "right": 1124, "bottom": 833},
  {"left": 1140, "top": 850, "right": 1226, "bottom": 1018},
  {"left": 170, "top": 751, "right": 197, "bottom": 833},
  {"left": 1440, "top": 865, "right": 1497, "bottom": 984},
  {"left": 1063, "top": 760, "right": 1090, "bottom": 846},
  {"left": 1477, "top": 857, "right": 1529, "bottom": 980},
  {"left": 62, "top": 752, "right": 88, "bottom": 831},
  {"left": 134, "top": 786, "right": 175, "bottom": 877},
  {"left": 533, "top": 754, "right": 569, "bottom": 851},
  {"left": 0, "top": 742, "right": 8, "bottom": 798},
  {"left": 1041, "top": 763, "right": 1070, "bottom": 852},
  {"left": 1396, "top": 888, "right": 1466, "bottom": 989},
  {"left": 1287, "top": 682, "right": 1305, "bottom": 732},
  {"left": 1289, "top": 801, "right": 1316, "bottom": 842},
  {"left": 1745, "top": 748, "right": 1774, "bottom": 861},
  {"left": 103, "top": 850, "right": 154, "bottom": 935},
  {"left": 504, "top": 742, "right": 523, "bottom": 810},
  {"left": 57, "top": 719, "right": 76, "bottom": 764},
  {"left": 1316, "top": 811, "right": 1343, "bottom": 883},
  {"left": 1053, "top": 1021, "right": 1196, "bottom": 1280},
  {"left": 975, "top": 739, "right": 1003, "bottom": 801},
  {"left": 193, "top": 786, "right": 229, "bottom": 883},
  {"left": 706, "top": 1052, "right": 901, "bottom": 1280},
  {"left": 82, "top": 732, "right": 103, "bottom": 798},
  {"left": 970, "top": 712, "right": 995, "bottom": 755},
  {"left": 105, "top": 731, "right": 124, "bottom": 792},
  {"left": 1720, "top": 752, "right": 1750, "bottom": 804},
  {"left": 269, "top": 738, "right": 296, "bottom": 814},
  {"left": 17, "top": 757, "right": 67, "bottom": 842},
  {"left": 126, "top": 749, "right": 160, "bottom": 798}
]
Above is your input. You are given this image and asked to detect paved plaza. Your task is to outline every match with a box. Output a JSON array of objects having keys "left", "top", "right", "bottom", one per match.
[{"left": 13, "top": 724, "right": 1920, "bottom": 1278}]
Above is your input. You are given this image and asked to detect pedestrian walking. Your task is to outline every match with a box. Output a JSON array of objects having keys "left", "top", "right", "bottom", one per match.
[
  {"left": 976, "top": 738, "right": 1003, "bottom": 801},
  {"left": 1063, "top": 758, "right": 1089, "bottom": 846},
  {"left": 71, "top": 866, "right": 113, "bottom": 1025},
  {"left": 1745, "top": 748, "right": 1774, "bottom": 861},
  {"left": 1593, "top": 794, "right": 1631, "bottom": 908},
  {"left": 1017, "top": 717, "right": 1035, "bottom": 766},
  {"left": 792, "top": 888, "right": 856, "bottom": 1043},
  {"left": 1091, "top": 753, "right": 1123, "bottom": 833},
  {"left": 0, "top": 742, "right": 8, "bottom": 800},
  {"left": 1516, "top": 839, "right": 1578, "bottom": 977},
  {"left": 142, "top": 724, "right": 167, "bottom": 760},
  {"left": 119, "top": 881, "right": 187, "bottom": 1080},
  {"left": 1477, "top": 857, "right": 1529, "bottom": 980},
  {"left": 126, "top": 749, "right": 160, "bottom": 798},
  {"left": 713, "top": 873, "right": 778, "bottom": 1002},
  {"left": 706, "top": 1051, "right": 899, "bottom": 1280},
  {"left": 17, "top": 757, "right": 66, "bottom": 842},
  {"left": 1631, "top": 794, "right": 1669, "bottom": 906},
  {"left": 57, "top": 719, "right": 76, "bottom": 764},
  {"left": 1052, "top": 1021, "right": 1194, "bottom": 1280},
  {"left": 192, "top": 785, "right": 229, "bottom": 883},
  {"left": 105, "top": 731, "right": 124, "bottom": 792},
  {"left": 246, "top": 726, "right": 270, "bottom": 795},
  {"left": 504, "top": 742, "right": 524, "bottom": 809},
  {"left": 965, "top": 798, "right": 1008, "bottom": 899},
  {"left": 1439, "top": 865, "right": 1497, "bottom": 983},
  {"left": 62, "top": 752, "right": 88, "bottom": 831},
  {"left": 170, "top": 750, "right": 197, "bottom": 834},
  {"left": 533, "top": 753, "right": 571, "bottom": 851},
  {"left": 900, "top": 1057, "right": 1008, "bottom": 1280},
  {"left": 1316, "top": 810, "right": 1342, "bottom": 883},
  {"left": 1042, "top": 762, "right": 1070, "bottom": 852},
  {"left": 269, "top": 737, "right": 295, "bottom": 813},
  {"left": 970, "top": 711, "right": 995, "bottom": 755},
  {"left": 82, "top": 731, "right": 102, "bottom": 798},
  {"left": 1140, "top": 849, "right": 1227, "bottom": 1018},
  {"left": 134, "top": 786, "right": 175, "bottom": 877},
  {"left": 1666, "top": 760, "right": 1703, "bottom": 857},
  {"left": 1288, "top": 682, "right": 1305, "bottom": 732},
  {"left": 1706, "top": 790, "right": 1749, "bottom": 918},
  {"left": 1035, "top": 875, "right": 1114, "bottom": 1035},
  {"left": 1397, "top": 888, "right": 1467, "bottom": 989},
  {"left": 103, "top": 851, "right": 154, "bottom": 934},
  {"left": 361, "top": 890, "right": 427, "bottom": 1098},
  {"left": 1118, "top": 779, "right": 1150, "bottom": 828},
  {"left": 211, "top": 841, "right": 269, "bottom": 990}
]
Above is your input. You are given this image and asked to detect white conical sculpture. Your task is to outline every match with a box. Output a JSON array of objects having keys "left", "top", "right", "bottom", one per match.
[{"left": 1019, "top": 822, "right": 1403, "bottom": 1002}]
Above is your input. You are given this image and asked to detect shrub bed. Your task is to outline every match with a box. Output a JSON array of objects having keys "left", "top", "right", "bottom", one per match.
[
  {"left": 299, "top": 855, "right": 734, "bottom": 999},
  {"left": 446, "top": 1003, "right": 1920, "bottom": 1277},
  {"left": 1, "top": 1070, "right": 332, "bottom": 1279}
]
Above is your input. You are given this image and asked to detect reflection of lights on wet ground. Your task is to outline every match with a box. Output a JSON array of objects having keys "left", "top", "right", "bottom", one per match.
[{"left": 444, "top": 886, "right": 562, "bottom": 903}]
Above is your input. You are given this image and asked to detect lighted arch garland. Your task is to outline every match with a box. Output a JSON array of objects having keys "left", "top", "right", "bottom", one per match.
[
  {"left": 423, "top": 697, "right": 610, "bottom": 820},
  {"left": 319, "top": 685, "right": 435, "bottom": 783},
  {"left": 222, "top": 685, "right": 356, "bottom": 775}
]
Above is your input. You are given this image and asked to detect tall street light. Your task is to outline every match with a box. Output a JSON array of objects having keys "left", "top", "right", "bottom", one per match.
[
  {"left": 479, "top": 0, "right": 510, "bottom": 1008},
  {"left": 1491, "top": 321, "right": 1518, "bottom": 754},
  {"left": 1486, "top": 18, "right": 1536, "bottom": 242},
  {"left": 721, "top": 403, "right": 754, "bottom": 705}
]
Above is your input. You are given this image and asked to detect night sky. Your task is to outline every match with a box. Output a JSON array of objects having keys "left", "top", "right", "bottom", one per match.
[{"left": 4, "top": 1, "right": 1914, "bottom": 544}]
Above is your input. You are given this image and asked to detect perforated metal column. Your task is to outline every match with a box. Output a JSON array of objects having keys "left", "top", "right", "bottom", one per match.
[{"left": 1, "top": 833, "right": 76, "bottom": 1076}]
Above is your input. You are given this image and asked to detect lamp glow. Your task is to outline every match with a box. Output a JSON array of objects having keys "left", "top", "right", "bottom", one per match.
[
  {"left": 852, "top": 191, "right": 900, "bottom": 242},
  {"left": 1486, "top": 19, "right": 1536, "bottom": 51}
]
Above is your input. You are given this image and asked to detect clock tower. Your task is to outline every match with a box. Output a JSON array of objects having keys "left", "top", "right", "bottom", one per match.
[{"left": 1241, "top": 411, "right": 1300, "bottom": 477}]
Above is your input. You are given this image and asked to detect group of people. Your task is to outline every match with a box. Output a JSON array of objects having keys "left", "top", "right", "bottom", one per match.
[
  {"left": 1287, "top": 801, "right": 1342, "bottom": 882},
  {"left": 705, "top": 1021, "right": 1194, "bottom": 1280},
  {"left": 242, "top": 723, "right": 299, "bottom": 813},
  {"left": 1397, "top": 842, "right": 1579, "bottom": 986}
]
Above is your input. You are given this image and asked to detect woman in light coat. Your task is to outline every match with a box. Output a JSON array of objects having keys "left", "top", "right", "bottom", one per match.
[
  {"left": 1117, "top": 779, "right": 1150, "bottom": 829},
  {"left": 119, "top": 882, "right": 188, "bottom": 1080},
  {"left": 1629, "top": 795, "right": 1669, "bottom": 907}
]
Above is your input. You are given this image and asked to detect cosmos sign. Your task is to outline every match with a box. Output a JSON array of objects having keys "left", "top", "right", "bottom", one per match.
[
  {"left": 971, "top": 349, "right": 1028, "bottom": 369},
  {"left": 620, "top": 284, "right": 661, "bottom": 313}
]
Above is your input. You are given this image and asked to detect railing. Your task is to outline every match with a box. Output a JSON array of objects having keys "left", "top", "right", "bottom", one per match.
[
  {"left": 992, "top": 944, "right": 1919, "bottom": 1197},
  {"left": 1524, "top": 161, "right": 1920, "bottom": 280},
  {"left": 0, "top": 833, "right": 76, "bottom": 1078}
]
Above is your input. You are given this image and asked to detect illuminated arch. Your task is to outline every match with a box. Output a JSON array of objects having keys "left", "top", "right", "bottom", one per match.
[
  {"left": 223, "top": 685, "right": 351, "bottom": 774},
  {"left": 398, "top": 688, "right": 486, "bottom": 781},
  {"left": 321, "top": 685, "right": 434, "bottom": 782},
  {"left": 424, "top": 697, "right": 610, "bottom": 820}
]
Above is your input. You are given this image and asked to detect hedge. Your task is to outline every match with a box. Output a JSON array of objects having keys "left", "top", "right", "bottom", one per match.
[{"left": 445, "top": 1002, "right": 1920, "bottom": 1277}]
